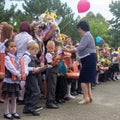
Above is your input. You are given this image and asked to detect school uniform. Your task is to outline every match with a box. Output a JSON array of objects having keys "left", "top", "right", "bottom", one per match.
[
  {"left": 23, "top": 51, "right": 41, "bottom": 114},
  {"left": 2, "top": 53, "right": 21, "bottom": 99},
  {"left": 55, "top": 60, "right": 67, "bottom": 103},
  {"left": 45, "top": 52, "right": 59, "bottom": 108},
  {"left": 14, "top": 32, "right": 33, "bottom": 103}
]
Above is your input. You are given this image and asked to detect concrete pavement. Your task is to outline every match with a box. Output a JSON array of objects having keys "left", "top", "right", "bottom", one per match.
[{"left": 0, "top": 80, "right": 120, "bottom": 120}]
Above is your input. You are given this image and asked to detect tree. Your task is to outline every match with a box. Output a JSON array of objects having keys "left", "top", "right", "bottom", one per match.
[
  {"left": 109, "top": 0, "right": 120, "bottom": 47},
  {"left": 0, "top": 0, "right": 16, "bottom": 23},
  {"left": 22, "top": 0, "right": 81, "bottom": 40},
  {"left": 82, "top": 12, "right": 110, "bottom": 46}
]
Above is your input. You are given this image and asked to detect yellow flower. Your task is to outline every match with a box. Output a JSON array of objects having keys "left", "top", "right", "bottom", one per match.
[
  {"left": 50, "top": 13, "right": 57, "bottom": 19},
  {"left": 118, "top": 47, "right": 120, "bottom": 53},
  {"left": 60, "top": 34, "right": 65, "bottom": 40}
]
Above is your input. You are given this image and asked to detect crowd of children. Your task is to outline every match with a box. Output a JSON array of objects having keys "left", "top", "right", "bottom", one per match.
[
  {"left": 96, "top": 44, "right": 120, "bottom": 84},
  {"left": 0, "top": 21, "right": 81, "bottom": 119},
  {"left": 0, "top": 19, "right": 120, "bottom": 120}
]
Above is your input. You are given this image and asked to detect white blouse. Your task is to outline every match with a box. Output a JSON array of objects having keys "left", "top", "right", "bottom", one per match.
[
  {"left": 3, "top": 53, "right": 21, "bottom": 84},
  {"left": 14, "top": 32, "right": 33, "bottom": 58}
]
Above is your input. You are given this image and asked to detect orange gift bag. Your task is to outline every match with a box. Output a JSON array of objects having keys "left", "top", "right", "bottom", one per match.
[
  {"left": 0, "top": 53, "right": 5, "bottom": 74},
  {"left": 10, "top": 58, "right": 17, "bottom": 80}
]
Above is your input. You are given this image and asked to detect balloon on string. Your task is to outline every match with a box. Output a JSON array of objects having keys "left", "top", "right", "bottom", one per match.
[
  {"left": 77, "top": 0, "right": 90, "bottom": 13},
  {"left": 100, "top": 38, "right": 104, "bottom": 44},
  {"left": 96, "top": 36, "right": 101, "bottom": 43}
]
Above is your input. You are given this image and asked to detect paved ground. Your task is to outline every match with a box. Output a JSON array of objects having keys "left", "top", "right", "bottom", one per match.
[{"left": 0, "top": 80, "right": 120, "bottom": 120}]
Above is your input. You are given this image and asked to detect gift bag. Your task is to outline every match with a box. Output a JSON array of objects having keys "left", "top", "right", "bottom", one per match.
[
  {"left": 0, "top": 53, "right": 5, "bottom": 74},
  {"left": 10, "top": 58, "right": 17, "bottom": 80}
]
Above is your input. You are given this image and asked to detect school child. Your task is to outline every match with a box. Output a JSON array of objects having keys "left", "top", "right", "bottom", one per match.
[
  {"left": 63, "top": 52, "right": 77, "bottom": 99},
  {"left": 23, "top": 41, "right": 43, "bottom": 116},
  {"left": 45, "top": 40, "right": 61, "bottom": 109},
  {"left": 14, "top": 21, "right": 33, "bottom": 105},
  {"left": 55, "top": 41, "right": 67, "bottom": 104},
  {"left": 2, "top": 40, "right": 21, "bottom": 119},
  {"left": 55, "top": 59, "right": 67, "bottom": 104},
  {"left": 111, "top": 51, "right": 119, "bottom": 80}
]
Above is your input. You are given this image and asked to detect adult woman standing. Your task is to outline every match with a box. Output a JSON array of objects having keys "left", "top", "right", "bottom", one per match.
[{"left": 63, "top": 21, "right": 97, "bottom": 104}]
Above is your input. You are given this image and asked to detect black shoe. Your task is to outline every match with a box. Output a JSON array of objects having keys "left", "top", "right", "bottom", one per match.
[
  {"left": 23, "top": 109, "right": 29, "bottom": 114},
  {"left": 4, "top": 113, "right": 13, "bottom": 119},
  {"left": 31, "top": 110, "right": 40, "bottom": 116},
  {"left": 61, "top": 99, "right": 65, "bottom": 103},
  {"left": 63, "top": 96, "right": 70, "bottom": 101},
  {"left": 17, "top": 99, "right": 24, "bottom": 105},
  {"left": 23, "top": 108, "right": 40, "bottom": 116},
  {"left": 12, "top": 113, "right": 21, "bottom": 119},
  {"left": 77, "top": 90, "right": 83, "bottom": 94},
  {"left": 54, "top": 101, "right": 59, "bottom": 105},
  {"left": 35, "top": 106, "right": 43, "bottom": 110},
  {"left": 46, "top": 102, "right": 59, "bottom": 109},
  {"left": 32, "top": 106, "right": 43, "bottom": 112},
  {"left": 71, "top": 91, "right": 78, "bottom": 96},
  {"left": 56, "top": 99, "right": 63, "bottom": 104}
]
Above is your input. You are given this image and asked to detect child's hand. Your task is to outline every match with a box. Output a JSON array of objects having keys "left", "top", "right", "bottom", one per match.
[
  {"left": 40, "top": 62, "right": 45, "bottom": 67},
  {"left": 55, "top": 55, "right": 61, "bottom": 60},
  {"left": 22, "top": 74, "right": 27, "bottom": 80},
  {"left": 0, "top": 72, "right": 5, "bottom": 79},
  {"left": 33, "top": 67, "right": 40, "bottom": 73},
  {"left": 18, "top": 75, "right": 21, "bottom": 80},
  {"left": 63, "top": 47, "right": 69, "bottom": 52}
]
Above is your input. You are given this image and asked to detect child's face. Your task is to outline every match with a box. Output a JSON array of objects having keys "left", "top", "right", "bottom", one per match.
[
  {"left": 30, "top": 49, "right": 39, "bottom": 55},
  {"left": 6, "top": 42, "right": 17, "bottom": 54},
  {"left": 47, "top": 45, "right": 55, "bottom": 53}
]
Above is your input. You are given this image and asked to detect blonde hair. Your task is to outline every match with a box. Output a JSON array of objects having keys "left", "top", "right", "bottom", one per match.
[
  {"left": 103, "top": 43, "right": 109, "bottom": 48},
  {"left": 1, "top": 22, "right": 8, "bottom": 25},
  {"left": 27, "top": 41, "right": 39, "bottom": 50},
  {"left": 46, "top": 40, "right": 55, "bottom": 48}
]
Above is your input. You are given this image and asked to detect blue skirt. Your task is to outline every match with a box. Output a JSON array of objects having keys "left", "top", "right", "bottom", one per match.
[{"left": 79, "top": 53, "right": 97, "bottom": 83}]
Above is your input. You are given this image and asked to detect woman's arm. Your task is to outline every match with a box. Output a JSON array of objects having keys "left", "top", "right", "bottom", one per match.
[
  {"left": 43, "top": 23, "right": 56, "bottom": 41},
  {"left": 63, "top": 47, "right": 77, "bottom": 53}
]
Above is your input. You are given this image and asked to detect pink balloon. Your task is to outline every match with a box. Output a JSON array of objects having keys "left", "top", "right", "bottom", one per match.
[{"left": 77, "top": 0, "right": 90, "bottom": 13}]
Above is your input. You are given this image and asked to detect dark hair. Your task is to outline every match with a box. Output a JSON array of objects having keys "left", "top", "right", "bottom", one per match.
[
  {"left": 19, "top": 21, "right": 31, "bottom": 34},
  {"left": 76, "top": 21, "right": 90, "bottom": 31},
  {"left": 5, "top": 39, "right": 15, "bottom": 48},
  {"left": 13, "top": 29, "right": 18, "bottom": 33},
  {"left": 71, "top": 52, "right": 76, "bottom": 59}
]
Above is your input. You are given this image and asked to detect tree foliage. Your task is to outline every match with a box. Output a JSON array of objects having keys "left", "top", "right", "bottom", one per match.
[
  {"left": 0, "top": 0, "right": 115, "bottom": 46},
  {"left": 81, "top": 12, "right": 110, "bottom": 46},
  {"left": 0, "top": 0, "right": 16, "bottom": 23},
  {"left": 109, "top": 0, "right": 120, "bottom": 47}
]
